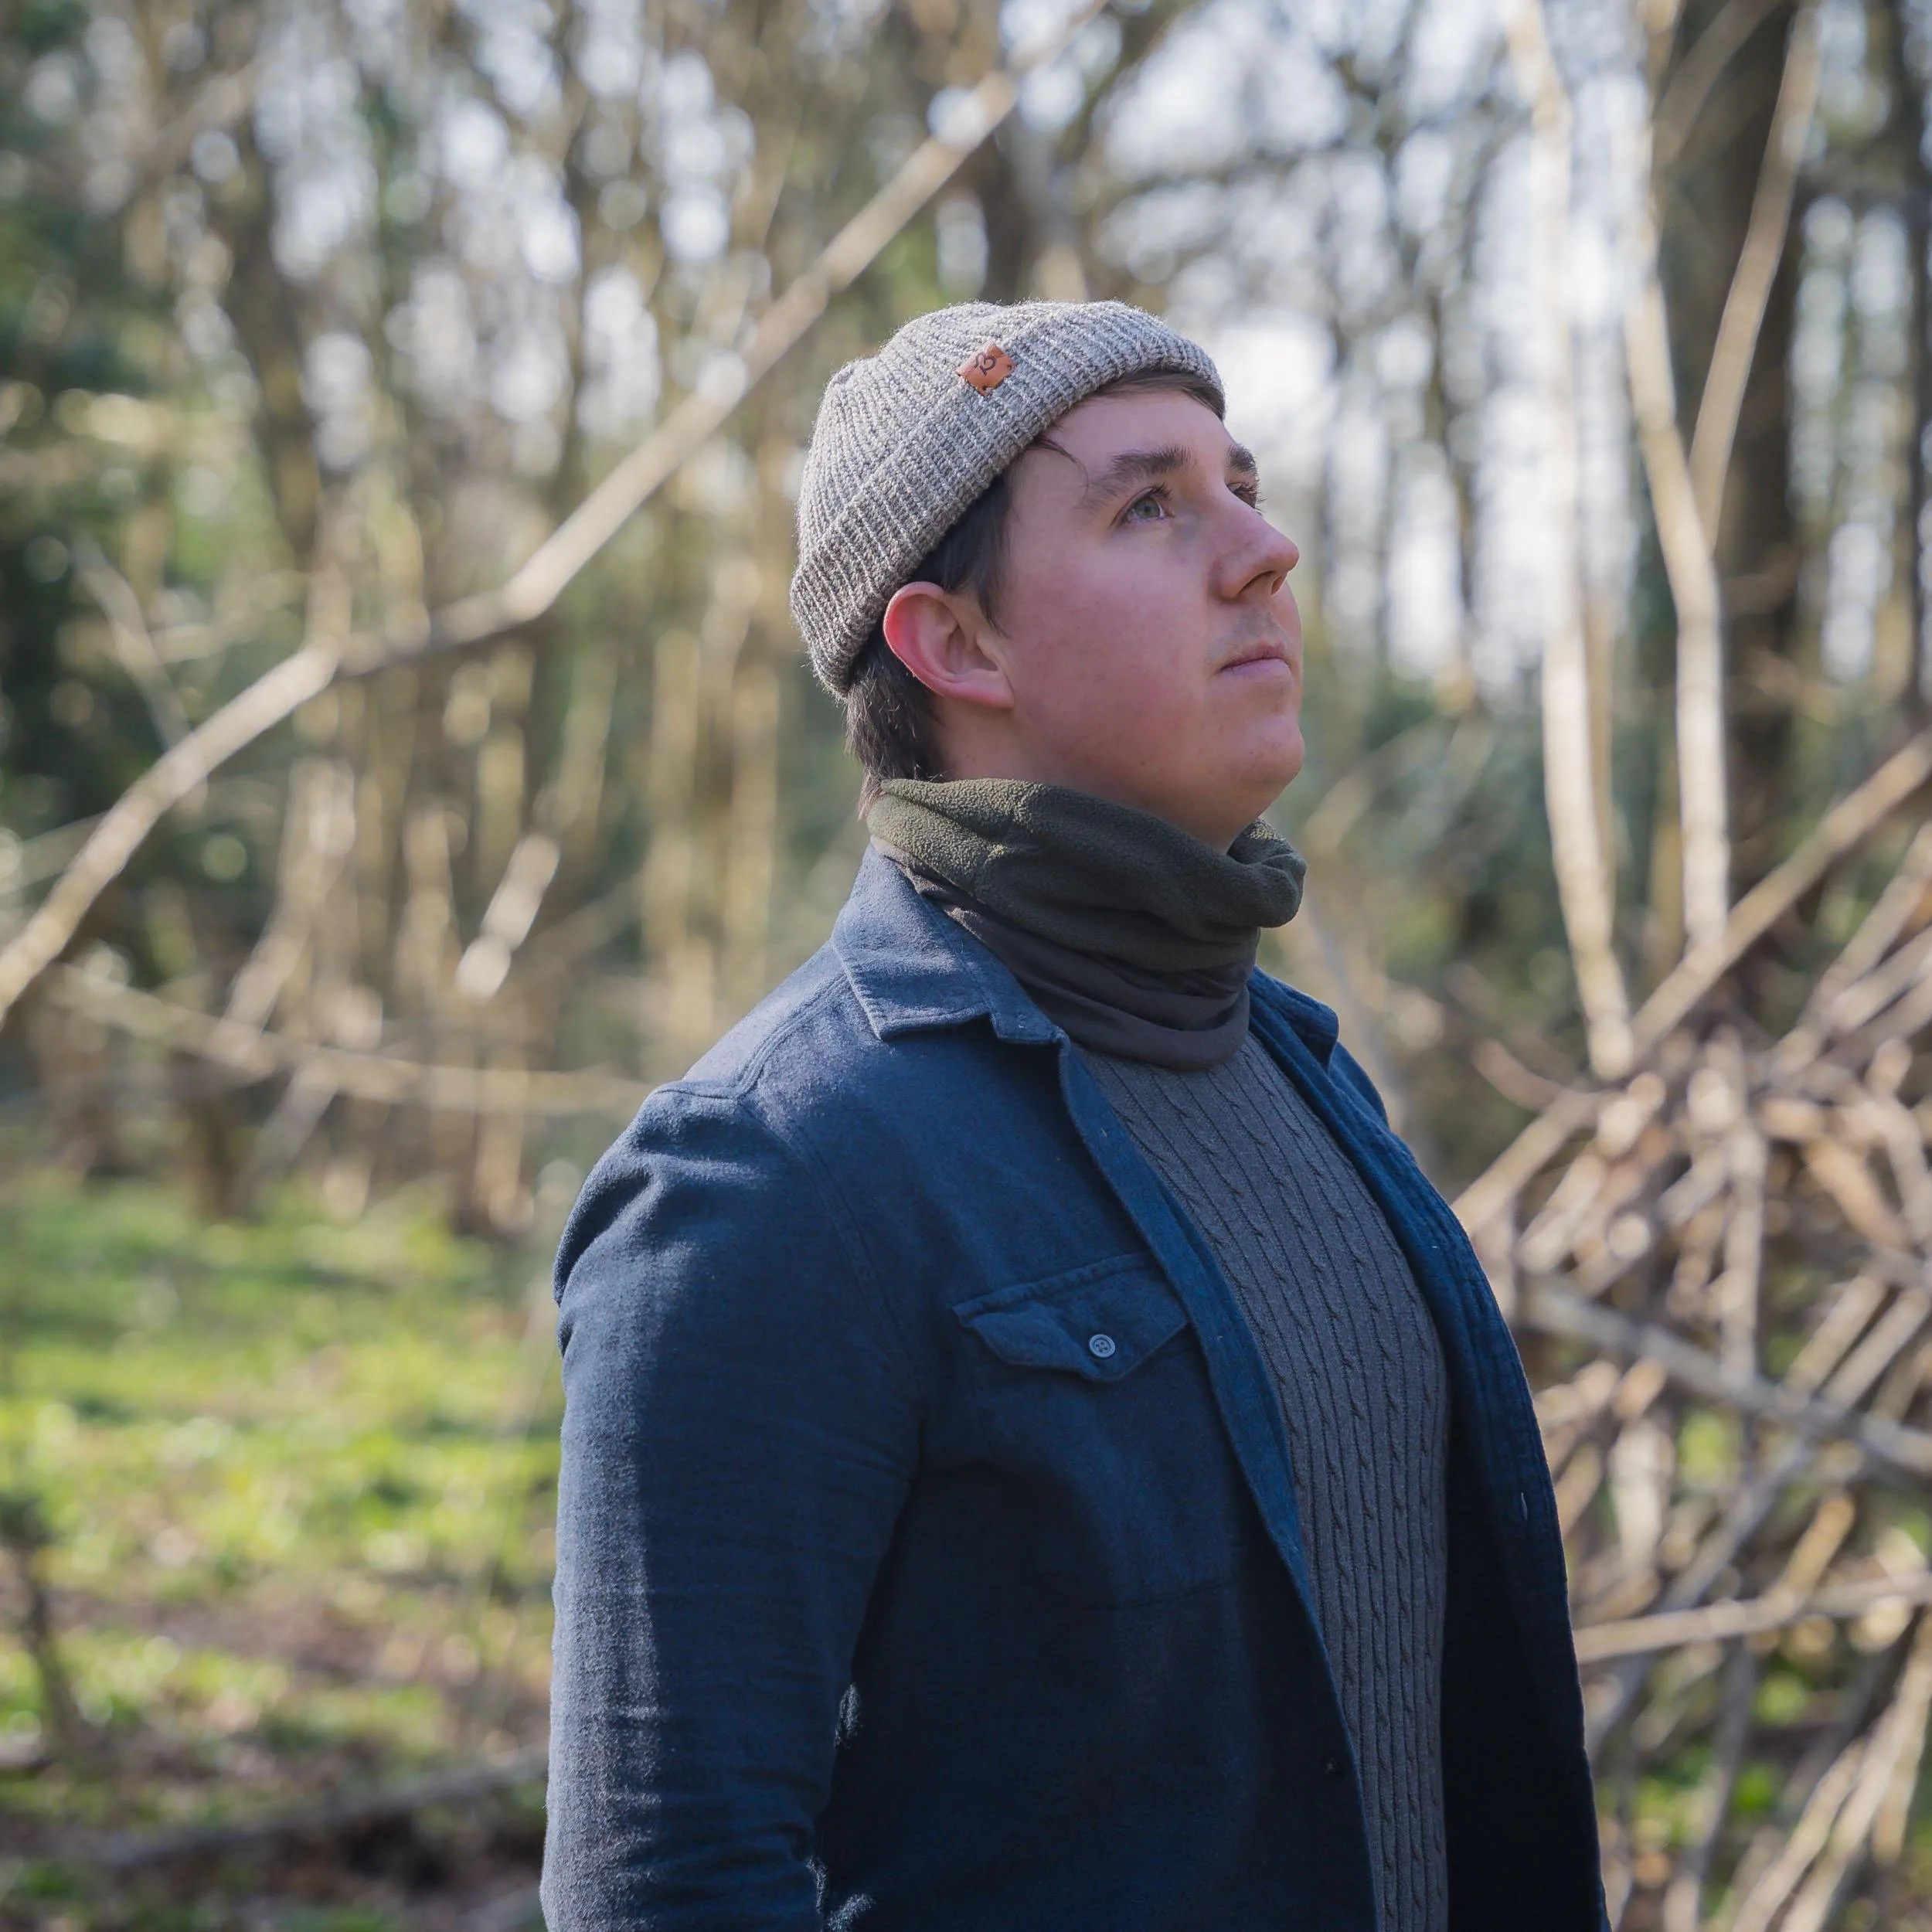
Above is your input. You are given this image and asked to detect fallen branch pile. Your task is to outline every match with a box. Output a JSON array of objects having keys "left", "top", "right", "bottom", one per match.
[{"left": 1458, "top": 731, "right": 1932, "bottom": 1928}]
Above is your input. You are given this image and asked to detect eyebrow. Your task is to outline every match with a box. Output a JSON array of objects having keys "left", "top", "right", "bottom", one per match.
[{"left": 1083, "top": 440, "right": 1262, "bottom": 504}]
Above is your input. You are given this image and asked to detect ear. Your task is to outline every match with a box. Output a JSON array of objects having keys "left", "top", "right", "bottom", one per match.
[{"left": 880, "top": 583, "right": 1014, "bottom": 711}]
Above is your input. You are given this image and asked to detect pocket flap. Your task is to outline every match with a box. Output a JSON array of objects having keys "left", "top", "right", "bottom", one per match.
[{"left": 954, "top": 1257, "right": 1188, "bottom": 1381}]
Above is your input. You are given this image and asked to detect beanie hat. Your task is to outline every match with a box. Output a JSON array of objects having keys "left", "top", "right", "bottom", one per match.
[{"left": 790, "top": 300, "right": 1223, "bottom": 696}]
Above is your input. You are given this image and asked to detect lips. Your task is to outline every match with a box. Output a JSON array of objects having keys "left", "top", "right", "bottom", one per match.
[{"left": 1219, "top": 638, "right": 1292, "bottom": 672}]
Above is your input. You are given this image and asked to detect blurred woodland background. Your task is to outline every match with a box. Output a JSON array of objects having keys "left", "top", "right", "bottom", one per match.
[{"left": 6, "top": 0, "right": 1932, "bottom": 1922}]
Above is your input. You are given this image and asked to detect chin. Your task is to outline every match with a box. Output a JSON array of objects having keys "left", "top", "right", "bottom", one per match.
[{"left": 1242, "top": 726, "right": 1305, "bottom": 801}]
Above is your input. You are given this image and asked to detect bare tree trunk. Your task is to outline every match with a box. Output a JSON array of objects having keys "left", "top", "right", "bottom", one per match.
[{"left": 1509, "top": 0, "right": 1634, "bottom": 1078}]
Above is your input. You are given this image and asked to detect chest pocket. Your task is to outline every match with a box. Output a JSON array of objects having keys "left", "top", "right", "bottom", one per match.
[{"left": 953, "top": 1256, "right": 1256, "bottom": 1606}]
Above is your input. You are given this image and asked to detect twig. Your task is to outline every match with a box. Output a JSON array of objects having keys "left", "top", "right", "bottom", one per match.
[
  {"left": 1653, "top": 0, "right": 1786, "bottom": 167},
  {"left": 1519, "top": 1280, "right": 1932, "bottom": 1484},
  {"left": 1726, "top": 1732, "right": 1868, "bottom": 1932},
  {"left": 224, "top": 758, "right": 356, "bottom": 1032},
  {"left": 1662, "top": 1645, "right": 1758, "bottom": 1932},
  {"left": 1575, "top": 1566, "right": 1932, "bottom": 1662},
  {"left": 1636, "top": 729, "right": 1932, "bottom": 1051},
  {"left": 1784, "top": 821, "right": 1932, "bottom": 1061},
  {"left": 0, "top": 643, "right": 341, "bottom": 1034},
  {"left": 0, "top": 10, "right": 1103, "bottom": 1040},
  {"left": 0, "top": 1490, "right": 96, "bottom": 1765},
  {"left": 1625, "top": 185, "right": 1731, "bottom": 954},
  {"left": 4, "top": 817, "right": 102, "bottom": 889},
  {"left": 79, "top": 560, "right": 199, "bottom": 775},
  {"left": 81, "top": 1744, "right": 548, "bottom": 1870},
  {"left": 1685, "top": 0, "right": 1823, "bottom": 536},
  {"left": 44, "top": 968, "right": 647, "bottom": 1117},
  {"left": 1780, "top": 1612, "right": 1932, "bottom": 1932},
  {"left": 1470, "top": 1036, "right": 1579, "bottom": 1111},
  {"left": 1454, "top": 1089, "right": 1606, "bottom": 1238},
  {"left": 1458, "top": 730, "right": 1932, "bottom": 1230}
]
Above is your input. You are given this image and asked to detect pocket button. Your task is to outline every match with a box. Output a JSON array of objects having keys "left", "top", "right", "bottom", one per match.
[{"left": 1087, "top": 1332, "right": 1117, "bottom": 1359}]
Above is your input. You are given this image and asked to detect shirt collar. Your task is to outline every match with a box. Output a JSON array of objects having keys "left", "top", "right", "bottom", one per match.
[{"left": 834, "top": 845, "right": 1060, "bottom": 1046}]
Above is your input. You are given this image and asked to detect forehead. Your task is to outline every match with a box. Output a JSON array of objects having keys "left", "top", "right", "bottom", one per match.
[{"left": 1041, "top": 386, "right": 1233, "bottom": 460}]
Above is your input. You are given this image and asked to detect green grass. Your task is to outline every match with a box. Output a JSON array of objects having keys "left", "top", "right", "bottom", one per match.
[{"left": 0, "top": 1177, "right": 559, "bottom": 1920}]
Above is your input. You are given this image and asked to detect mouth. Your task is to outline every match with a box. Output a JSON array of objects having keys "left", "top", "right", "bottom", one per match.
[{"left": 1218, "top": 638, "right": 1292, "bottom": 673}]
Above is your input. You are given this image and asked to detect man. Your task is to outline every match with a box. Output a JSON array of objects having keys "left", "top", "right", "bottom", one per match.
[{"left": 545, "top": 300, "right": 1602, "bottom": 1930}]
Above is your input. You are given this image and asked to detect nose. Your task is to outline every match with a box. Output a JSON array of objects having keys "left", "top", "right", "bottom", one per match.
[{"left": 1216, "top": 503, "right": 1300, "bottom": 603}]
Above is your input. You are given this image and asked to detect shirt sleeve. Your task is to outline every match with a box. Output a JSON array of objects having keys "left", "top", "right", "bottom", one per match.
[{"left": 541, "top": 1087, "right": 921, "bottom": 1930}]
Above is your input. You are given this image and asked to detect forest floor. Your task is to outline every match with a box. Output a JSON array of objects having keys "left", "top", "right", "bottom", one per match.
[
  {"left": 0, "top": 1177, "right": 559, "bottom": 1930},
  {"left": 22, "top": 1175, "right": 1932, "bottom": 1930}
]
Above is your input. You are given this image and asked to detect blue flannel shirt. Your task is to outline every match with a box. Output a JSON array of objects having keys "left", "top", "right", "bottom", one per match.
[{"left": 544, "top": 848, "right": 1603, "bottom": 1930}]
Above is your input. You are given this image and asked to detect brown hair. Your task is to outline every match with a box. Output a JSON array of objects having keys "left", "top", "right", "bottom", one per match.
[{"left": 843, "top": 368, "right": 1224, "bottom": 811}]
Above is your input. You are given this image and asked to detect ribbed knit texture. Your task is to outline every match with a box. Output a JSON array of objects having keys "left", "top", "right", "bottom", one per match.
[
  {"left": 789, "top": 301, "right": 1223, "bottom": 693},
  {"left": 1085, "top": 1036, "right": 1451, "bottom": 1932}
]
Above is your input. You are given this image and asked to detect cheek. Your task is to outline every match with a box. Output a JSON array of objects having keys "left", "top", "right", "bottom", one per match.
[
  {"left": 1026, "top": 614, "right": 1199, "bottom": 738},
  {"left": 1009, "top": 558, "right": 1200, "bottom": 704}
]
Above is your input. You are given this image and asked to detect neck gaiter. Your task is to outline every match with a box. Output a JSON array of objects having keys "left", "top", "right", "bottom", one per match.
[{"left": 866, "top": 777, "right": 1305, "bottom": 1070}]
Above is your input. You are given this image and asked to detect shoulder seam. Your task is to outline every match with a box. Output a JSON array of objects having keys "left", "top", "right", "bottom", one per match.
[{"left": 651, "top": 968, "right": 855, "bottom": 1109}]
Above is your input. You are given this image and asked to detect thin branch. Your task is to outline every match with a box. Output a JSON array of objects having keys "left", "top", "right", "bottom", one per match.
[
  {"left": 1457, "top": 729, "right": 1932, "bottom": 1230},
  {"left": 1454, "top": 1090, "right": 1607, "bottom": 1240},
  {"left": 1652, "top": 0, "right": 1786, "bottom": 168},
  {"left": 223, "top": 759, "right": 355, "bottom": 1032},
  {"left": 0, "top": 10, "right": 1102, "bottom": 1040},
  {"left": 1781, "top": 1616, "right": 1932, "bottom": 1932},
  {"left": 1634, "top": 727, "right": 1932, "bottom": 1052},
  {"left": 45, "top": 968, "right": 647, "bottom": 1117},
  {"left": 4, "top": 816, "right": 103, "bottom": 890},
  {"left": 78, "top": 560, "right": 199, "bottom": 767},
  {"left": 1470, "top": 1036, "right": 1580, "bottom": 1112},
  {"left": 1575, "top": 1569, "right": 1932, "bottom": 1664},
  {"left": 0, "top": 642, "right": 341, "bottom": 1032},
  {"left": 83, "top": 1743, "right": 548, "bottom": 1870},
  {"left": 1520, "top": 1278, "right": 1932, "bottom": 1485},
  {"left": 1685, "top": 0, "right": 1823, "bottom": 537},
  {"left": 1661, "top": 1645, "right": 1759, "bottom": 1932},
  {"left": 154, "top": 571, "right": 307, "bottom": 665},
  {"left": 1728, "top": 1733, "right": 1869, "bottom": 1932},
  {"left": 1626, "top": 190, "right": 1732, "bottom": 955}
]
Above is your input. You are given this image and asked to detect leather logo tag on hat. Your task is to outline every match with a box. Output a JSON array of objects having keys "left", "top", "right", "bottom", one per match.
[{"left": 958, "top": 342, "right": 1015, "bottom": 394}]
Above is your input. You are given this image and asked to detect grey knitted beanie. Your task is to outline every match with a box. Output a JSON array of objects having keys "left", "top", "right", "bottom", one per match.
[{"left": 790, "top": 300, "right": 1223, "bottom": 695}]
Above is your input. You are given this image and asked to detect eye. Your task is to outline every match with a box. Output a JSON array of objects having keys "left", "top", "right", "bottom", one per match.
[
  {"left": 1121, "top": 487, "right": 1172, "bottom": 524},
  {"left": 1231, "top": 478, "right": 1262, "bottom": 509}
]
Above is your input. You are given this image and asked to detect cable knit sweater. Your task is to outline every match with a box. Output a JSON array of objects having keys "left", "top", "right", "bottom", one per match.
[{"left": 1084, "top": 1035, "right": 1451, "bottom": 1932}]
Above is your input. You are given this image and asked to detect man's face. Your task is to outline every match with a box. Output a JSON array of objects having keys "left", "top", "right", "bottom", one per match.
[{"left": 975, "top": 387, "right": 1304, "bottom": 846}]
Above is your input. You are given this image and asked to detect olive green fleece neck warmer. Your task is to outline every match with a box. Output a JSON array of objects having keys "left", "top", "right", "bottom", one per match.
[
  {"left": 866, "top": 780, "right": 1304, "bottom": 1070},
  {"left": 867, "top": 779, "right": 1305, "bottom": 973}
]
